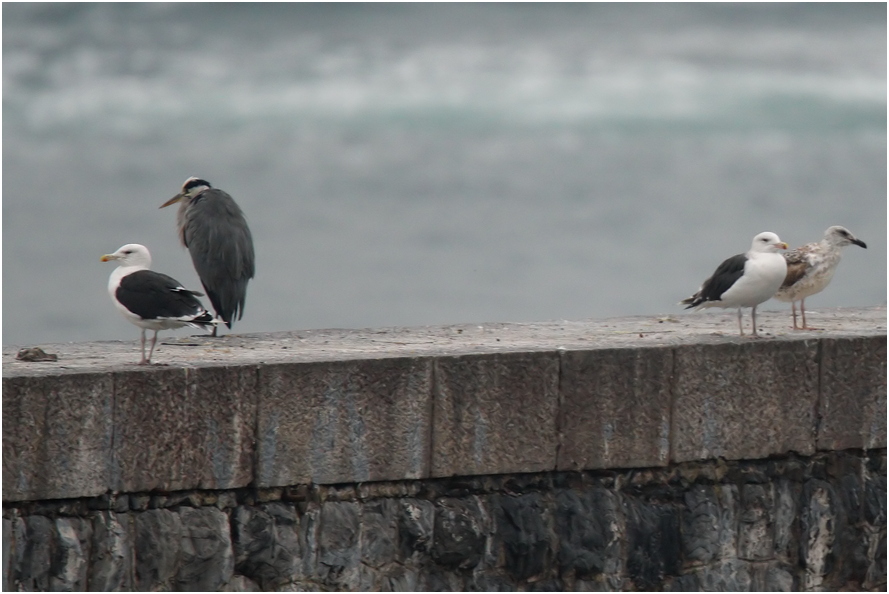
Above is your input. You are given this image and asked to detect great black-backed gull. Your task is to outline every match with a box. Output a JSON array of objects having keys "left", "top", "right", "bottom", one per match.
[
  {"left": 680, "top": 231, "right": 789, "bottom": 337},
  {"left": 774, "top": 225, "right": 867, "bottom": 330},
  {"left": 160, "top": 177, "right": 255, "bottom": 336},
  {"left": 101, "top": 244, "right": 216, "bottom": 364}
]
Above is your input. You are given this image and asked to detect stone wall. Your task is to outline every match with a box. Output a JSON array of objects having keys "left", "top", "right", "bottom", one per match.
[
  {"left": 3, "top": 308, "right": 887, "bottom": 590},
  {"left": 2, "top": 451, "right": 885, "bottom": 591}
]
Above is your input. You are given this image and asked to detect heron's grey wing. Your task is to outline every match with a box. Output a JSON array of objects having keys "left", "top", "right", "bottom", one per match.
[
  {"left": 182, "top": 189, "right": 255, "bottom": 323},
  {"left": 781, "top": 245, "right": 815, "bottom": 289}
]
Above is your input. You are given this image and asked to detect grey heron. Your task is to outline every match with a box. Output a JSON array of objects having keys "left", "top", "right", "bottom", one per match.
[
  {"left": 680, "top": 232, "right": 788, "bottom": 337},
  {"left": 160, "top": 177, "right": 255, "bottom": 336},
  {"left": 102, "top": 244, "right": 216, "bottom": 364},
  {"left": 774, "top": 225, "right": 867, "bottom": 330}
]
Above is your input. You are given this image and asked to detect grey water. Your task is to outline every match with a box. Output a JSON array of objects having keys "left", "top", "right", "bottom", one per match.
[{"left": 3, "top": 3, "right": 886, "bottom": 346}]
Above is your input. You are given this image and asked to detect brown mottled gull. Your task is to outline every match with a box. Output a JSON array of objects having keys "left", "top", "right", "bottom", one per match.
[{"left": 774, "top": 225, "right": 867, "bottom": 330}]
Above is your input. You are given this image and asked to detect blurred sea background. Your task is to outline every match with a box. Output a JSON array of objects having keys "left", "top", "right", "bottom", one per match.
[{"left": 3, "top": 3, "right": 886, "bottom": 346}]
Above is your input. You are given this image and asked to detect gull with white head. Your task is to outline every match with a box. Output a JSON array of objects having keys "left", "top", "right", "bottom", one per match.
[
  {"left": 101, "top": 244, "right": 217, "bottom": 364},
  {"left": 774, "top": 225, "right": 867, "bottom": 330},
  {"left": 680, "top": 232, "right": 789, "bottom": 337}
]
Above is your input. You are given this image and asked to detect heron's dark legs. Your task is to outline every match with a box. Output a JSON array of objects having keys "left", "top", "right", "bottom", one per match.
[{"left": 211, "top": 324, "right": 218, "bottom": 337}]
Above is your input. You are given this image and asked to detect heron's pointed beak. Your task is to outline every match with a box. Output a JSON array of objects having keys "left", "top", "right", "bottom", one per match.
[
  {"left": 852, "top": 238, "right": 867, "bottom": 249},
  {"left": 160, "top": 193, "right": 184, "bottom": 209},
  {"left": 100, "top": 254, "right": 116, "bottom": 262}
]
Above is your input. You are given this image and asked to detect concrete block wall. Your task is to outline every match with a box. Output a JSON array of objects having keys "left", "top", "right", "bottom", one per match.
[{"left": 2, "top": 307, "right": 886, "bottom": 590}]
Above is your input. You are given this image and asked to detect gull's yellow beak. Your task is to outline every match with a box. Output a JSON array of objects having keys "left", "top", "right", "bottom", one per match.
[
  {"left": 779, "top": 242, "right": 789, "bottom": 250},
  {"left": 100, "top": 254, "right": 115, "bottom": 262},
  {"left": 160, "top": 193, "right": 184, "bottom": 209}
]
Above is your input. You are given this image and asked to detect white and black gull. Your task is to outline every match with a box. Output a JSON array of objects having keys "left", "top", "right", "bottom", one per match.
[
  {"left": 680, "top": 232, "right": 789, "bottom": 337},
  {"left": 102, "top": 244, "right": 217, "bottom": 364},
  {"left": 773, "top": 225, "right": 867, "bottom": 330},
  {"left": 161, "top": 177, "right": 255, "bottom": 336}
]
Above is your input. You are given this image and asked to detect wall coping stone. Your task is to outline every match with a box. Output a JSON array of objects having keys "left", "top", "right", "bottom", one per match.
[
  {"left": 3, "top": 306, "right": 886, "bottom": 503},
  {"left": 3, "top": 306, "right": 885, "bottom": 375}
]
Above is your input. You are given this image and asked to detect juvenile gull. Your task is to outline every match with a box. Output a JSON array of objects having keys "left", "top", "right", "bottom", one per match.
[
  {"left": 161, "top": 177, "right": 255, "bottom": 336},
  {"left": 681, "top": 232, "right": 789, "bottom": 337},
  {"left": 102, "top": 244, "right": 216, "bottom": 364},
  {"left": 774, "top": 225, "right": 867, "bottom": 330}
]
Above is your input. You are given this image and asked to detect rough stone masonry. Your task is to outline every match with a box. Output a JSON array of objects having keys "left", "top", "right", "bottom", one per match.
[
  {"left": 3, "top": 307, "right": 886, "bottom": 591},
  {"left": 2, "top": 451, "right": 885, "bottom": 591}
]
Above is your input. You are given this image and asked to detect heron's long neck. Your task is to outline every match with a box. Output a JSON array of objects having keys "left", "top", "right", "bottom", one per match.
[{"left": 176, "top": 201, "right": 190, "bottom": 246}]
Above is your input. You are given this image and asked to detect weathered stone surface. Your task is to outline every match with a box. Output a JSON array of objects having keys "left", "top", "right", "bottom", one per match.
[
  {"left": 1, "top": 449, "right": 885, "bottom": 592},
  {"left": 575, "top": 574, "right": 626, "bottom": 591},
  {"left": 681, "top": 484, "right": 737, "bottom": 566},
  {"left": 177, "top": 507, "right": 234, "bottom": 591},
  {"left": 89, "top": 511, "right": 132, "bottom": 591},
  {"left": 16, "top": 515, "right": 54, "bottom": 591},
  {"left": 773, "top": 479, "right": 798, "bottom": 561},
  {"left": 751, "top": 562, "right": 795, "bottom": 591},
  {"left": 738, "top": 483, "right": 775, "bottom": 561},
  {"left": 3, "top": 309, "right": 884, "bottom": 504},
  {"left": 0, "top": 309, "right": 885, "bottom": 591},
  {"left": 359, "top": 499, "right": 397, "bottom": 569},
  {"left": 554, "top": 487, "right": 622, "bottom": 579},
  {"left": 50, "top": 517, "right": 90, "bottom": 591},
  {"left": 431, "top": 497, "right": 487, "bottom": 570},
  {"left": 133, "top": 509, "right": 182, "bottom": 590},
  {"left": 112, "top": 365, "right": 258, "bottom": 493},
  {"left": 222, "top": 574, "right": 261, "bottom": 591},
  {"left": 2, "top": 516, "right": 13, "bottom": 592},
  {"left": 492, "top": 493, "right": 552, "bottom": 581},
  {"left": 670, "top": 558, "right": 752, "bottom": 591},
  {"left": 530, "top": 577, "right": 565, "bottom": 591},
  {"left": 671, "top": 340, "right": 819, "bottom": 462},
  {"left": 799, "top": 479, "right": 837, "bottom": 591},
  {"left": 397, "top": 498, "right": 434, "bottom": 560},
  {"left": 5, "top": 515, "right": 27, "bottom": 592},
  {"left": 818, "top": 336, "right": 888, "bottom": 450},
  {"left": 129, "top": 495, "right": 151, "bottom": 512},
  {"left": 296, "top": 503, "right": 320, "bottom": 581},
  {"left": 827, "top": 456, "right": 871, "bottom": 587},
  {"left": 3, "top": 515, "right": 92, "bottom": 592},
  {"left": 232, "top": 503, "right": 301, "bottom": 589},
  {"left": 865, "top": 529, "right": 886, "bottom": 590},
  {"left": 257, "top": 358, "right": 432, "bottom": 486},
  {"left": 379, "top": 564, "right": 421, "bottom": 591},
  {"left": 421, "top": 566, "right": 464, "bottom": 591},
  {"left": 317, "top": 501, "right": 360, "bottom": 586},
  {"left": 624, "top": 496, "right": 681, "bottom": 590},
  {"left": 558, "top": 347, "right": 672, "bottom": 470},
  {"left": 864, "top": 472, "right": 886, "bottom": 527},
  {"left": 2, "top": 373, "right": 113, "bottom": 501},
  {"left": 432, "top": 352, "right": 559, "bottom": 477},
  {"left": 469, "top": 571, "right": 515, "bottom": 591}
]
